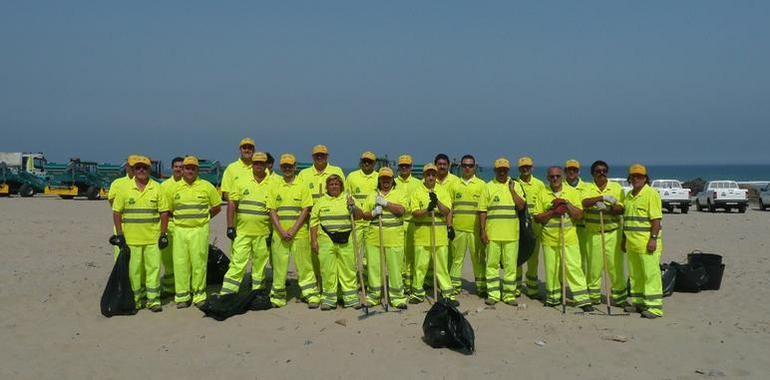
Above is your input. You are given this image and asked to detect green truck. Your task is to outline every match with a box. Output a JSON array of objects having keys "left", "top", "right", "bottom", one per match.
[
  {"left": 45, "top": 159, "right": 113, "bottom": 200},
  {"left": 0, "top": 162, "right": 49, "bottom": 197}
]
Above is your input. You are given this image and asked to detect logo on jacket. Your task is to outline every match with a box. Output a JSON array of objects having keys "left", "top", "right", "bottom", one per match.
[{"left": 243, "top": 189, "right": 250, "bottom": 195}]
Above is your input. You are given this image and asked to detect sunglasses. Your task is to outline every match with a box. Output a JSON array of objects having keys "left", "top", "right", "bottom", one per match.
[
  {"left": 461, "top": 163, "right": 475, "bottom": 168},
  {"left": 548, "top": 174, "right": 562, "bottom": 179},
  {"left": 593, "top": 169, "right": 608, "bottom": 174},
  {"left": 134, "top": 165, "right": 149, "bottom": 171}
]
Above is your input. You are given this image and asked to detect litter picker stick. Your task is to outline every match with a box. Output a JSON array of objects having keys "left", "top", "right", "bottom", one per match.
[
  {"left": 599, "top": 210, "right": 612, "bottom": 315},
  {"left": 559, "top": 214, "right": 567, "bottom": 314},
  {"left": 378, "top": 203, "right": 389, "bottom": 311},
  {"left": 349, "top": 197, "right": 369, "bottom": 315},
  {"left": 430, "top": 209, "right": 438, "bottom": 302}
]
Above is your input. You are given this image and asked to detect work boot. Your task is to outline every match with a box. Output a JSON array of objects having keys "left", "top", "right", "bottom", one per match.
[
  {"left": 307, "top": 301, "right": 320, "bottom": 309},
  {"left": 624, "top": 304, "right": 639, "bottom": 313},
  {"left": 320, "top": 304, "right": 334, "bottom": 311},
  {"left": 408, "top": 297, "right": 423, "bottom": 304},
  {"left": 448, "top": 299, "right": 460, "bottom": 307},
  {"left": 352, "top": 303, "right": 363, "bottom": 310},
  {"left": 395, "top": 303, "right": 408, "bottom": 310},
  {"left": 504, "top": 299, "right": 519, "bottom": 307},
  {"left": 149, "top": 304, "right": 162, "bottom": 312},
  {"left": 485, "top": 298, "right": 497, "bottom": 306},
  {"left": 194, "top": 301, "right": 206, "bottom": 309},
  {"left": 580, "top": 305, "right": 595, "bottom": 312},
  {"left": 176, "top": 300, "right": 191, "bottom": 309},
  {"left": 640, "top": 310, "right": 660, "bottom": 319},
  {"left": 477, "top": 290, "right": 488, "bottom": 299}
]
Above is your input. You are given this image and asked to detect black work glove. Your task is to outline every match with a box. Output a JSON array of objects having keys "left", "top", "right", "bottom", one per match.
[
  {"left": 226, "top": 227, "right": 237, "bottom": 241},
  {"left": 109, "top": 234, "right": 126, "bottom": 248},
  {"left": 428, "top": 192, "right": 438, "bottom": 203},
  {"left": 158, "top": 234, "right": 169, "bottom": 249},
  {"left": 427, "top": 199, "right": 437, "bottom": 212},
  {"left": 447, "top": 226, "right": 455, "bottom": 240}
]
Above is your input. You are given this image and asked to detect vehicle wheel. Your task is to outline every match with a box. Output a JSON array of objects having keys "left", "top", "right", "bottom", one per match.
[
  {"left": 666, "top": 206, "right": 674, "bottom": 213},
  {"left": 19, "top": 184, "right": 35, "bottom": 197},
  {"left": 59, "top": 195, "right": 74, "bottom": 200},
  {"left": 739, "top": 205, "right": 746, "bottom": 213},
  {"left": 86, "top": 186, "right": 100, "bottom": 200},
  {"left": 707, "top": 200, "right": 716, "bottom": 212},
  {"left": 681, "top": 206, "right": 689, "bottom": 214},
  {"left": 695, "top": 199, "right": 702, "bottom": 211}
]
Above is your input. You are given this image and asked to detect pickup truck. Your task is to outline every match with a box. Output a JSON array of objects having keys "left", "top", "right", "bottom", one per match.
[
  {"left": 652, "top": 179, "right": 691, "bottom": 214},
  {"left": 760, "top": 185, "right": 770, "bottom": 211},
  {"left": 609, "top": 178, "right": 631, "bottom": 195},
  {"left": 695, "top": 180, "right": 749, "bottom": 213}
]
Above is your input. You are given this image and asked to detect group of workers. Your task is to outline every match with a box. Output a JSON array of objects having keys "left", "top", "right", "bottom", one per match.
[{"left": 107, "top": 138, "right": 665, "bottom": 319}]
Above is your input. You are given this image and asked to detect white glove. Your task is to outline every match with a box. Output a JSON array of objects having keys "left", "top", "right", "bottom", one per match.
[
  {"left": 602, "top": 195, "right": 617, "bottom": 205},
  {"left": 372, "top": 205, "right": 383, "bottom": 217},
  {"left": 595, "top": 201, "right": 608, "bottom": 211},
  {"left": 376, "top": 195, "right": 389, "bottom": 207}
]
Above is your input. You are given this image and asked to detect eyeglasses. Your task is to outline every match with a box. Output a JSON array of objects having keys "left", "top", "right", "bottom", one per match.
[
  {"left": 461, "top": 163, "right": 474, "bottom": 168},
  {"left": 134, "top": 166, "right": 149, "bottom": 171},
  {"left": 361, "top": 160, "right": 374, "bottom": 165},
  {"left": 548, "top": 175, "right": 562, "bottom": 179},
  {"left": 593, "top": 169, "right": 608, "bottom": 174}
]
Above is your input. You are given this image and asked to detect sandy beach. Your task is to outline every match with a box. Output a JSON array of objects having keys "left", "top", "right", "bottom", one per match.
[{"left": 1, "top": 196, "right": 768, "bottom": 379}]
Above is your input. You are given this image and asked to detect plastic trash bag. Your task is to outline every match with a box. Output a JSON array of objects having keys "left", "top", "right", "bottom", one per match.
[
  {"left": 422, "top": 299, "right": 475, "bottom": 355},
  {"left": 100, "top": 247, "right": 137, "bottom": 317},
  {"left": 517, "top": 207, "right": 536, "bottom": 266},
  {"left": 249, "top": 288, "right": 272, "bottom": 311},
  {"left": 200, "top": 278, "right": 258, "bottom": 321},
  {"left": 671, "top": 262, "right": 708, "bottom": 293},
  {"left": 687, "top": 251, "right": 725, "bottom": 290},
  {"left": 660, "top": 263, "right": 677, "bottom": 297},
  {"left": 207, "top": 244, "right": 230, "bottom": 285}
]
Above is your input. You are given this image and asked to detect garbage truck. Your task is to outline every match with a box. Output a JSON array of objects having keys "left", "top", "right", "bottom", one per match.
[
  {"left": 0, "top": 152, "right": 49, "bottom": 197},
  {"left": 45, "top": 159, "right": 113, "bottom": 200}
]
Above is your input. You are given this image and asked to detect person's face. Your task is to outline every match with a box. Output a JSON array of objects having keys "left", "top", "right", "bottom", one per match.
[
  {"left": 398, "top": 164, "right": 412, "bottom": 177},
  {"left": 281, "top": 164, "right": 296, "bottom": 178},
  {"left": 423, "top": 170, "right": 437, "bottom": 188},
  {"left": 630, "top": 174, "right": 646, "bottom": 189},
  {"left": 518, "top": 165, "right": 532, "bottom": 178},
  {"left": 361, "top": 159, "right": 375, "bottom": 174},
  {"left": 183, "top": 165, "right": 198, "bottom": 181},
  {"left": 566, "top": 167, "right": 580, "bottom": 181},
  {"left": 313, "top": 153, "right": 328, "bottom": 167},
  {"left": 435, "top": 159, "right": 449, "bottom": 176},
  {"left": 252, "top": 161, "right": 267, "bottom": 177},
  {"left": 240, "top": 145, "right": 254, "bottom": 160},
  {"left": 461, "top": 158, "right": 475, "bottom": 178},
  {"left": 494, "top": 167, "right": 509, "bottom": 183},
  {"left": 379, "top": 176, "right": 393, "bottom": 191},
  {"left": 327, "top": 179, "right": 342, "bottom": 197},
  {"left": 592, "top": 165, "right": 609, "bottom": 184},
  {"left": 547, "top": 168, "right": 563, "bottom": 189},
  {"left": 172, "top": 161, "right": 184, "bottom": 178},
  {"left": 133, "top": 164, "right": 150, "bottom": 181}
]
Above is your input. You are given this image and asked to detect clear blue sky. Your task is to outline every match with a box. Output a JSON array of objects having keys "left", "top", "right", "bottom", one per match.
[{"left": 2, "top": 1, "right": 768, "bottom": 167}]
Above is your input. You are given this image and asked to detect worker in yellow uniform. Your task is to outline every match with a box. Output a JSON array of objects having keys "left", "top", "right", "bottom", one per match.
[
  {"left": 159, "top": 156, "right": 184, "bottom": 296},
  {"left": 310, "top": 175, "right": 362, "bottom": 310},
  {"left": 108, "top": 155, "right": 137, "bottom": 259},
  {"left": 297, "top": 144, "right": 345, "bottom": 204},
  {"left": 622, "top": 164, "right": 664, "bottom": 319},
  {"left": 479, "top": 158, "right": 526, "bottom": 306},
  {"left": 449, "top": 154, "right": 486, "bottom": 296},
  {"left": 434, "top": 153, "right": 460, "bottom": 192},
  {"left": 533, "top": 166, "right": 594, "bottom": 312},
  {"left": 362, "top": 167, "right": 408, "bottom": 309},
  {"left": 110, "top": 155, "right": 169, "bottom": 312},
  {"left": 221, "top": 138, "right": 255, "bottom": 200},
  {"left": 169, "top": 156, "right": 222, "bottom": 308},
  {"left": 395, "top": 154, "right": 420, "bottom": 293},
  {"left": 515, "top": 156, "right": 547, "bottom": 299},
  {"left": 564, "top": 159, "right": 590, "bottom": 272},
  {"left": 581, "top": 160, "right": 627, "bottom": 305},
  {"left": 409, "top": 163, "right": 457, "bottom": 305},
  {"left": 268, "top": 154, "right": 319, "bottom": 308},
  {"left": 345, "top": 151, "right": 379, "bottom": 252},
  {"left": 221, "top": 152, "right": 274, "bottom": 295}
]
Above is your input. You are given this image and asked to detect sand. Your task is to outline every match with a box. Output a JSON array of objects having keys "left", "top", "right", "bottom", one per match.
[{"left": 1, "top": 196, "right": 768, "bottom": 379}]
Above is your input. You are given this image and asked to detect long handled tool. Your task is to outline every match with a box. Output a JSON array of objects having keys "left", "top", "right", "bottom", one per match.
[
  {"left": 378, "top": 208, "right": 389, "bottom": 311},
  {"left": 430, "top": 210, "right": 439, "bottom": 302},
  {"left": 599, "top": 210, "right": 629, "bottom": 316},
  {"left": 349, "top": 201, "right": 369, "bottom": 315},
  {"left": 559, "top": 214, "right": 568, "bottom": 314}
]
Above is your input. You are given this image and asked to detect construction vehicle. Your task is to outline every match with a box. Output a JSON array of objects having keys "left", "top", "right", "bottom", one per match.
[
  {"left": 0, "top": 162, "right": 48, "bottom": 197},
  {"left": 44, "top": 159, "right": 113, "bottom": 200},
  {"left": 0, "top": 152, "right": 48, "bottom": 177},
  {"left": 198, "top": 159, "right": 223, "bottom": 188}
]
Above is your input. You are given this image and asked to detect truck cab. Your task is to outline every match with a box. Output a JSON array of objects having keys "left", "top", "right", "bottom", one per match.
[{"left": 652, "top": 179, "right": 691, "bottom": 214}]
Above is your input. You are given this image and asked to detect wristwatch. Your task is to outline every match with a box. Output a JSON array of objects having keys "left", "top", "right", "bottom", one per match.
[{"left": 650, "top": 234, "right": 658, "bottom": 239}]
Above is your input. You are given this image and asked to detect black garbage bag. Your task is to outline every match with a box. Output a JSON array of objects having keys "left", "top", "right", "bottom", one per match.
[
  {"left": 422, "top": 299, "right": 475, "bottom": 355},
  {"left": 660, "top": 263, "right": 677, "bottom": 297},
  {"left": 100, "top": 247, "right": 137, "bottom": 317},
  {"left": 249, "top": 288, "right": 273, "bottom": 311},
  {"left": 207, "top": 244, "right": 230, "bottom": 285},
  {"left": 200, "top": 278, "right": 258, "bottom": 321},
  {"left": 517, "top": 207, "right": 536, "bottom": 266},
  {"left": 687, "top": 251, "right": 725, "bottom": 291},
  {"left": 671, "top": 262, "right": 708, "bottom": 293}
]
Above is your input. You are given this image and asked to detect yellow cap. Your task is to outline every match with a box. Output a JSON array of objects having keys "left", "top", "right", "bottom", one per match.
[
  {"left": 133, "top": 156, "right": 151, "bottom": 167},
  {"left": 378, "top": 167, "right": 394, "bottom": 178},
  {"left": 518, "top": 156, "right": 534, "bottom": 167},
  {"left": 239, "top": 138, "right": 255, "bottom": 148},
  {"left": 423, "top": 163, "right": 437, "bottom": 173},
  {"left": 565, "top": 159, "right": 580, "bottom": 169},
  {"left": 280, "top": 153, "right": 296, "bottom": 165},
  {"left": 182, "top": 156, "right": 199, "bottom": 167},
  {"left": 361, "top": 151, "right": 376, "bottom": 161},
  {"left": 312, "top": 145, "right": 329, "bottom": 155},
  {"left": 398, "top": 154, "right": 413, "bottom": 165},
  {"left": 628, "top": 163, "right": 647, "bottom": 176},
  {"left": 252, "top": 152, "right": 268, "bottom": 162},
  {"left": 494, "top": 158, "right": 511, "bottom": 169},
  {"left": 126, "top": 155, "right": 141, "bottom": 166}
]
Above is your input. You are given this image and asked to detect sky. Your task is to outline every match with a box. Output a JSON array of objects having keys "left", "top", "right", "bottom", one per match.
[{"left": 1, "top": 1, "right": 769, "bottom": 167}]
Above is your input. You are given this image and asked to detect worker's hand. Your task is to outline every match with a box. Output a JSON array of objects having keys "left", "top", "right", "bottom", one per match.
[
  {"left": 427, "top": 197, "right": 438, "bottom": 212},
  {"left": 376, "top": 195, "right": 389, "bottom": 207},
  {"left": 480, "top": 230, "right": 489, "bottom": 245},
  {"left": 554, "top": 203, "right": 568, "bottom": 215},
  {"left": 447, "top": 226, "right": 456, "bottom": 240},
  {"left": 280, "top": 229, "right": 293, "bottom": 241},
  {"left": 109, "top": 234, "right": 126, "bottom": 247},
  {"left": 602, "top": 195, "right": 617, "bottom": 205},
  {"left": 428, "top": 191, "right": 438, "bottom": 204},
  {"left": 347, "top": 196, "right": 356, "bottom": 208},
  {"left": 311, "top": 239, "right": 319, "bottom": 254},
  {"left": 646, "top": 237, "right": 657, "bottom": 254},
  {"left": 595, "top": 201, "right": 607, "bottom": 211},
  {"left": 158, "top": 234, "right": 169, "bottom": 249},
  {"left": 226, "top": 227, "right": 237, "bottom": 241}
]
